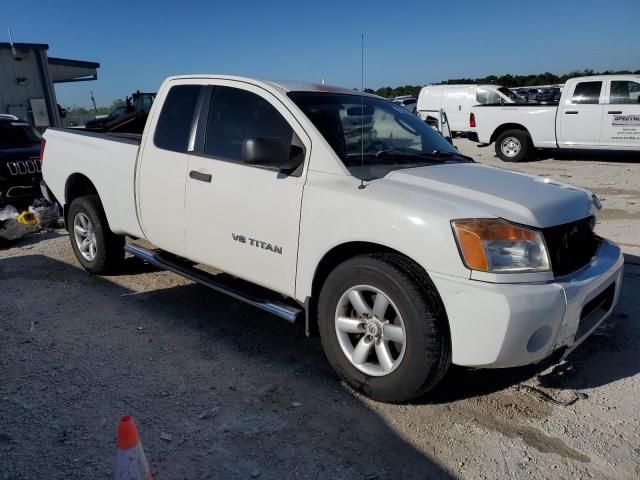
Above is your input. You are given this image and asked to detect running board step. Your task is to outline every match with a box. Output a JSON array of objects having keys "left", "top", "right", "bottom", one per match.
[{"left": 124, "top": 243, "right": 303, "bottom": 323}]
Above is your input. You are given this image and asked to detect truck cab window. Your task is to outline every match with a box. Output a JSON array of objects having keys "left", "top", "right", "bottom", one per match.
[
  {"left": 476, "top": 88, "right": 501, "bottom": 105},
  {"left": 609, "top": 81, "right": 640, "bottom": 104},
  {"left": 153, "top": 85, "right": 202, "bottom": 152},
  {"left": 204, "top": 86, "right": 294, "bottom": 163},
  {"left": 571, "top": 82, "right": 602, "bottom": 104}
]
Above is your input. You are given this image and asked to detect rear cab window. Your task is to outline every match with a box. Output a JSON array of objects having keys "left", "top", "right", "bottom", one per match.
[
  {"left": 153, "top": 85, "right": 202, "bottom": 152},
  {"left": 571, "top": 82, "right": 603, "bottom": 104},
  {"left": 476, "top": 88, "right": 501, "bottom": 105}
]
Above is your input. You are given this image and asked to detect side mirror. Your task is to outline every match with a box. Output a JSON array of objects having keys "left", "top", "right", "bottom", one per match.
[{"left": 243, "top": 138, "right": 303, "bottom": 171}]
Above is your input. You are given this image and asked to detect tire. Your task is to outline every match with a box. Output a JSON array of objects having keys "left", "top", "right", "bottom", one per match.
[
  {"left": 495, "top": 129, "right": 530, "bottom": 162},
  {"left": 68, "top": 195, "right": 125, "bottom": 274},
  {"left": 318, "top": 253, "right": 451, "bottom": 403}
]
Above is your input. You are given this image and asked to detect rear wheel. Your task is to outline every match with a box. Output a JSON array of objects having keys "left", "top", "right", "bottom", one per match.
[
  {"left": 318, "top": 254, "right": 451, "bottom": 403},
  {"left": 495, "top": 129, "right": 530, "bottom": 162},
  {"left": 68, "top": 195, "right": 124, "bottom": 274}
]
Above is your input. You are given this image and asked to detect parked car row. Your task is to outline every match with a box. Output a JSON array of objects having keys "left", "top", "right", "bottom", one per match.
[
  {"left": 513, "top": 86, "right": 562, "bottom": 103},
  {"left": 392, "top": 95, "right": 417, "bottom": 113}
]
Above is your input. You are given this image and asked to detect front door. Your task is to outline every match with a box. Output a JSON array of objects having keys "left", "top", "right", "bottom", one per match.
[
  {"left": 137, "top": 82, "right": 202, "bottom": 255},
  {"left": 184, "top": 82, "right": 310, "bottom": 297},
  {"left": 600, "top": 78, "right": 640, "bottom": 148},
  {"left": 557, "top": 80, "right": 604, "bottom": 146}
]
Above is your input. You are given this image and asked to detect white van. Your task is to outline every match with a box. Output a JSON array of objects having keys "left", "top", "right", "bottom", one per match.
[{"left": 417, "top": 85, "right": 523, "bottom": 133}]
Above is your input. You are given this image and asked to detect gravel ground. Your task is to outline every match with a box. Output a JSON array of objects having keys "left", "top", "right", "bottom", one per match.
[{"left": 1, "top": 140, "right": 639, "bottom": 479}]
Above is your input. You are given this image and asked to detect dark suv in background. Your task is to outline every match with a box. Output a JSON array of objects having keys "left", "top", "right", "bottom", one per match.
[{"left": 0, "top": 115, "right": 42, "bottom": 206}]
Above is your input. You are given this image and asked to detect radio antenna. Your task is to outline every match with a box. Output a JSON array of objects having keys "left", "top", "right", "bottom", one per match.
[{"left": 358, "top": 33, "right": 366, "bottom": 190}]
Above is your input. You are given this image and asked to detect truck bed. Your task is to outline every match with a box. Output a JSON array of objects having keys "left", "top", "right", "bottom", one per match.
[
  {"left": 42, "top": 128, "right": 145, "bottom": 239},
  {"left": 471, "top": 104, "right": 559, "bottom": 148},
  {"left": 64, "top": 128, "right": 143, "bottom": 145}
]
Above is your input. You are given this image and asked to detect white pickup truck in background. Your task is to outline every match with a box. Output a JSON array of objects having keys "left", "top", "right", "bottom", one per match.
[
  {"left": 417, "top": 84, "right": 523, "bottom": 134},
  {"left": 41, "top": 75, "right": 623, "bottom": 402},
  {"left": 469, "top": 75, "right": 640, "bottom": 161}
]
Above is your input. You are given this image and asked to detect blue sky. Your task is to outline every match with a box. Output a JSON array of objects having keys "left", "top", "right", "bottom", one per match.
[{"left": 5, "top": 0, "right": 639, "bottom": 108}]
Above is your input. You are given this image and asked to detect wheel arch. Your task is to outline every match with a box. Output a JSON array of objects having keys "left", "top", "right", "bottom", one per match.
[
  {"left": 63, "top": 173, "right": 99, "bottom": 229},
  {"left": 490, "top": 123, "right": 532, "bottom": 144},
  {"left": 306, "top": 241, "right": 449, "bottom": 338}
]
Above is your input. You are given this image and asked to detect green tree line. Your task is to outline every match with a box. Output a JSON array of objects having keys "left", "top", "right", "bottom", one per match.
[{"left": 365, "top": 68, "right": 640, "bottom": 98}]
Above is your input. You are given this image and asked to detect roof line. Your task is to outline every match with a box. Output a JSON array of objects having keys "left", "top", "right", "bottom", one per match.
[
  {"left": 0, "top": 42, "right": 49, "bottom": 50},
  {"left": 48, "top": 57, "right": 100, "bottom": 69}
]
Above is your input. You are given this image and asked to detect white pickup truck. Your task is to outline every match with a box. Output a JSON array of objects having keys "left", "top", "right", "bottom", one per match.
[
  {"left": 469, "top": 75, "right": 640, "bottom": 161},
  {"left": 41, "top": 75, "right": 623, "bottom": 402}
]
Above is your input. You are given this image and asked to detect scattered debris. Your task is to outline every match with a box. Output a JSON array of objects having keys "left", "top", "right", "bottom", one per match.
[
  {"left": 291, "top": 402, "right": 303, "bottom": 408},
  {"left": 17, "top": 211, "right": 38, "bottom": 225},
  {"left": 518, "top": 384, "right": 588, "bottom": 407},
  {"left": 250, "top": 469, "right": 261, "bottom": 478},
  {"left": 159, "top": 431, "right": 173, "bottom": 442},
  {"left": 29, "top": 199, "right": 60, "bottom": 228},
  {"left": 0, "top": 219, "right": 40, "bottom": 243},
  {"left": 0, "top": 205, "right": 18, "bottom": 221}
]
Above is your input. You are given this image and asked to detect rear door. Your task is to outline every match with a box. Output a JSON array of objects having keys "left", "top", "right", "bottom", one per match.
[
  {"left": 184, "top": 82, "right": 310, "bottom": 296},
  {"left": 557, "top": 80, "right": 604, "bottom": 146},
  {"left": 442, "top": 88, "right": 469, "bottom": 132},
  {"left": 136, "top": 82, "right": 202, "bottom": 255},
  {"left": 600, "top": 78, "right": 640, "bottom": 148}
]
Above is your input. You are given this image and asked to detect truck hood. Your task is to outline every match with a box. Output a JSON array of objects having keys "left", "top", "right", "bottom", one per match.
[{"left": 383, "top": 163, "right": 596, "bottom": 228}]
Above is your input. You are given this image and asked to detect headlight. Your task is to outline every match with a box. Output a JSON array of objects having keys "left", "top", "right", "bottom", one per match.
[{"left": 451, "top": 219, "right": 550, "bottom": 273}]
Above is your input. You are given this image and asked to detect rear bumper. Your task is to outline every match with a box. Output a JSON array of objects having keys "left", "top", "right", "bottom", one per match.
[{"left": 431, "top": 239, "right": 624, "bottom": 368}]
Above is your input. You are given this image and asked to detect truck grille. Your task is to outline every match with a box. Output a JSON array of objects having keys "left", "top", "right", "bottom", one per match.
[
  {"left": 542, "top": 216, "right": 600, "bottom": 277},
  {"left": 5, "top": 159, "right": 41, "bottom": 176}
]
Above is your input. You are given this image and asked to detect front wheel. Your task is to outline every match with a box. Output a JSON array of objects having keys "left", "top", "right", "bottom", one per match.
[
  {"left": 68, "top": 195, "right": 125, "bottom": 274},
  {"left": 495, "top": 129, "right": 530, "bottom": 162},
  {"left": 318, "top": 254, "right": 451, "bottom": 403}
]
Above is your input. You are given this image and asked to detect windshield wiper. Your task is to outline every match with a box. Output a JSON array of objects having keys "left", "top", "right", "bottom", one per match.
[
  {"left": 347, "top": 149, "right": 473, "bottom": 164},
  {"left": 410, "top": 150, "right": 475, "bottom": 163}
]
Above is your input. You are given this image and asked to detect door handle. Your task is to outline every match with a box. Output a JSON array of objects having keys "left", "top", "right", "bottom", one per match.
[
  {"left": 607, "top": 110, "right": 622, "bottom": 114},
  {"left": 565, "top": 111, "right": 579, "bottom": 115},
  {"left": 189, "top": 170, "right": 212, "bottom": 183}
]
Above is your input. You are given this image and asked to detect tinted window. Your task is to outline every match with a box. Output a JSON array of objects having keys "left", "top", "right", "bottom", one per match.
[
  {"left": 154, "top": 85, "right": 201, "bottom": 152},
  {"left": 0, "top": 121, "right": 41, "bottom": 147},
  {"left": 571, "top": 82, "right": 602, "bottom": 104},
  {"left": 204, "top": 86, "right": 293, "bottom": 162},
  {"left": 609, "top": 81, "right": 640, "bottom": 104}
]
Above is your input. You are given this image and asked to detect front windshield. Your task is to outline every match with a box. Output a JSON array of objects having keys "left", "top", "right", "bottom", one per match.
[
  {"left": 0, "top": 121, "right": 41, "bottom": 147},
  {"left": 288, "top": 92, "right": 466, "bottom": 179}
]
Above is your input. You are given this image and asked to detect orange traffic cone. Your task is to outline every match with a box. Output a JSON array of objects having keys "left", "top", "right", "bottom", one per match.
[{"left": 115, "top": 416, "right": 153, "bottom": 480}]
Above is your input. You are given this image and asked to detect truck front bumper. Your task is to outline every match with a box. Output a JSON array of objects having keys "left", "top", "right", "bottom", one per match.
[{"left": 431, "top": 239, "right": 624, "bottom": 368}]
